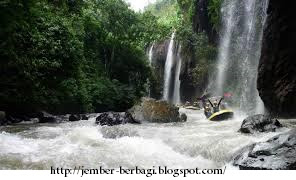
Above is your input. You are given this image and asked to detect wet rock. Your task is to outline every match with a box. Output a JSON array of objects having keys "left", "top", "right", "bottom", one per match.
[
  {"left": 81, "top": 114, "right": 89, "bottom": 120},
  {"left": 257, "top": 0, "right": 296, "bottom": 117},
  {"left": 38, "top": 111, "right": 62, "bottom": 123},
  {"left": 30, "top": 118, "right": 40, "bottom": 124},
  {"left": 27, "top": 111, "right": 43, "bottom": 119},
  {"left": 129, "top": 98, "right": 183, "bottom": 123},
  {"left": 22, "top": 115, "right": 31, "bottom": 121},
  {"left": 58, "top": 114, "right": 70, "bottom": 121},
  {"left": 239, "top": 114, "right": 282, "bottom": 134},
  {"left": 0, "top": 111, "right": 36, "bottom": 125},
  {"left": 95, "top": 112, "right": 138, "bottom": 126},
  {"left": 180, "top": 113, "right": 187, "bottom": 122},
  {"left": 6, "top": 116, "right": 23, "bottom": 124},
  {"left": 233, "top": 129, "right": 296, "bottom": 170},
  {"left": 69, "top": 114, "right": 81, "bottom": 122},
  {"left": 0, "top": 111, "right": 7, "bottom": 126},
  {"left": 69, "top": 114, "right": 89, "bottom": 121}
]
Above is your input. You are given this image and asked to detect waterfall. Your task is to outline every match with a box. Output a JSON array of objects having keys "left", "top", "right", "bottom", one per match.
[
  {"left": 148, "top": 43, "right": 154, "bottom": 66},
  {"left": 214, "top": 0, "right": 269, "bottom": 114},
  {"left": 172, "top": 45, "right": 182, "bottom": 104},
  {"left": 147, "top": 43, "right": 154, "bottom": 97},
  {"left": 214, "top": 0, "right": 236, "bottom": 96},
  {"left": 163, "top": 32, "right": 175, "bottom": 101}
]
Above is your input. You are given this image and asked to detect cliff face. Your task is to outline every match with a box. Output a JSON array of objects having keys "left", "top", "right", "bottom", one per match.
[
  {"left": 179, "top": 45, "right": 198, "bottom": 102},
  {"left": 179, "top": 0, "right": 217, "bottom": 102},
  {"left": 149, "top": 0, "right": 218, "bottom": 103},
  {"left": 258, "top": 0, "right": 296, "bottom": 117},
  {"left": 150, "top": 40, "right": 170, "bottom": 99},
  {"left": 193, "top": 0, "right": 217, "bottom": 44}
]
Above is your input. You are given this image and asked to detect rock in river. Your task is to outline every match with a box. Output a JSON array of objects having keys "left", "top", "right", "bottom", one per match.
[
  {"left": 38, "top": 111, "right": 62, "bottom": 123},
  {"left": 0, "top": 111, "right": 7, "bottom": 126},
  {"left": 95, "top": 112, "right": 139, "bottom": 126},
  {"left": 233, "top": 129, "right": 296, "bottom": 170},
  {"left": 239, "top": 114, "right": 282, "bottom": 134},
  {"left": 128, "top": 98, "right": 184, "bottom": 123},
  {"left": 81, "top": 114, "right": 89, "bottom": 120},
  {"left": 69, "top": 114, "right": 81, "bottom": 122}
]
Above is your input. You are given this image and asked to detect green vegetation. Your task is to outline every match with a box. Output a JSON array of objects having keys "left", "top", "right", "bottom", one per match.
[
  {"left": 0, "top": 0, "right": 168, "bottom": 114},
  {"left": 208, "top": 0, "right": 222, "bottom": 30},
  {"left": 175, "top": 0, "right": 218, "bottom": 91},
  {"left": 0, "top": 0, "right": 222, "bottom": 113},
  {"left": 190, "top": 33, "right": 217, "bottom": 86},
  {"left": 145, "top": 0, "right": 220, "bottom": 95},
  {"left": 145, "top": 0, "right": 180, "bottom": 29}
]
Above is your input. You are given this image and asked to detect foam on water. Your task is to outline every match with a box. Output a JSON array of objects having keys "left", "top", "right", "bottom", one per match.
[{"left": 0, "top": 111, "right": 290, "bottom": 170}]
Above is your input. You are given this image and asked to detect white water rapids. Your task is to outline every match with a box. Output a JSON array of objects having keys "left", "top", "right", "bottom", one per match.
[{"left": 0, "top": 110, "right": 291, "bottom": 170}]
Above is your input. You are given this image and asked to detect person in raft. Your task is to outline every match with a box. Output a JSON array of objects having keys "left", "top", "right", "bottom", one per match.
[
  {"left": 198, "top": 93, "right": 213, "bottom": 118},
  {"left": 204, "top": 103, "right": 213, "bottom": 118},
  {"left": 208, "top": 97, "right": 224, "bottom": 113}
]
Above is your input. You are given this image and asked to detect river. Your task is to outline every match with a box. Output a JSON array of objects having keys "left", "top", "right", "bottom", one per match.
[{"left": 1, "top": 109, "right": 293, "bottom": 170}]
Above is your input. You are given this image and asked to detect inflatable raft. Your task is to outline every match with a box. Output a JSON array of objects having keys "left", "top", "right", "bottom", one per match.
[
  {"left": 208, "top": 109, "right": 234, "bottom": 121},
  {"left": 184, "top": 106, "right": 199, "bottom": 110}
]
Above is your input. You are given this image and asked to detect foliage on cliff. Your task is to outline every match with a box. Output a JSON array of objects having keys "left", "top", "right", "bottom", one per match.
[
  {"left": 144, "top": 0, "right": 220, "bottom": 99},
  {"left": 208, "top": 0, "right": 222, "bottom": 30},
  {"left": 145, "top": 0, "right": 180, "bottom": 29},
  {"left": 0, "top": 0, "right": 167, "bottom": 113},
  {"left": 176, "top": 0, "right": 218, "bottom": 93}
]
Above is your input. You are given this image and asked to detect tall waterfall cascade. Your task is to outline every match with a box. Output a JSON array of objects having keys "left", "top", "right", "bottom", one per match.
[
  {"left": 163, "top": 32, "right": 176, "bottom": 101},
  {"left": 148, "top": 43, "right": 154, "bottom": 66},
  {"left": 147, "top": 43, "right": 154, "bottom": 97},
  {"left": 162, "top": 32, "right": 182, "bottom": 104},
  {"left": 172, "top": 45, "right": 182, "bottom": 105},
  {"left": 213, "top": 0, "right": 269, "bottom": 114}
]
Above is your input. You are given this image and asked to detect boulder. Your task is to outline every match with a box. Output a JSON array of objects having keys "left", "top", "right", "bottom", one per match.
[
  {"left": 69, "top": 114, "right": 81, "bottom": 122},
  {"left": 38, "top": 111, "right": 62, "bottom": 123},
  {"left": 8, "top": 114, "right": 31, "bottom": 122},
  {"left": 21, "top": 115, "right": 31, "bottom": 121},
  {"left": 233, "top": 129, "right": 296, "bottom": 170},
  {"left": 0, "top": 111, "right": 36, "bottom": 125},
  {"left": 180, "top": 113, "right": 187, "bottom": 122},
  {"left": 6, "top": 116, "right": 23, "bottom": 124},
  {"left": 239, "top": 114, "right": 282, "bottom": 134},
  {"left": 81, "top": 114, "right": 89, "bottom": 120},
  {"left": 95, "top": 112, "right": 138, "bottom": 126},
  {"left": 0, "top": 111, "right": 7, "bottom": 126},
  {"left": 129, "top": 98, "right": 184, "bottom": 123}
]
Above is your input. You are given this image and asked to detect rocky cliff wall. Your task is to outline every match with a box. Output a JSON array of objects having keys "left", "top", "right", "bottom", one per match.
[{"left": 258, "top": 0, "right": 296, "bottom": 117}]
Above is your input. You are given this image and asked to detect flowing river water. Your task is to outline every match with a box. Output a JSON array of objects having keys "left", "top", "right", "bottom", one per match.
[{"left": 0, "top": 109, "right": 293, "bottom": 170}]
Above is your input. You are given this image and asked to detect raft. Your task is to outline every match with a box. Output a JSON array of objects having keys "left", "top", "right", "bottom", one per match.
[
  {"left": 208, "top": 109, "right": 234, "bottom": 121},
  {"left": 184, "top": 106, "right": 199, "bottom": 110}
]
